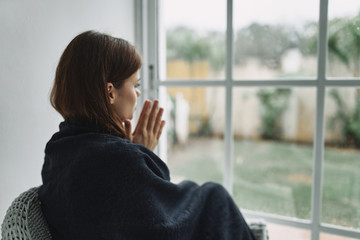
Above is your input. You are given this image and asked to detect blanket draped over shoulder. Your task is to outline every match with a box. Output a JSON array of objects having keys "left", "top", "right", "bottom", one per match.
[{"left": 38, "top": 120, "right": 255, "bottom": 240}]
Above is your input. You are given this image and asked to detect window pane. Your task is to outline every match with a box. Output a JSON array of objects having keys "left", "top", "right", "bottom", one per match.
[
  {"left": 161, "top": 0, "right": 226, "bottom": 80},
  {"left": 327, "top": 0, "right": 360, "bottom": 78},
  {"left": 267, "top": 223, "right": 310, "bottom": 240},
  {"left": 233, "top": 88, "right": 315, "bottom": 219},
  {"left": 233, "top": 0, "right": 318, "bottom": 79},
  {"left": 322, "top": 88, "right": 360, "bottom": 229},
  {"left": 160, "top": 87, "right": 225, "bottom": 185}
]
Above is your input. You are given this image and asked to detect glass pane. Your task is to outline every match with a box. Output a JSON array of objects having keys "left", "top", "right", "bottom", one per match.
[
  {"left": 266, "top": 223, "right": 310, "bottom": 240},
  {"left": 161, "top": 0, "right": 226, "bottom": 80},
  {"left": 327, "top": 0, "right": 360, "bottom": 78},
  {"left": 233, "top": 0, "right": 318, "bottom": 79},
  {"left": 322, "top": 88, "right": 360, "bottom": 230},
  {"left": 320, "top": 233, "right": 358, "bottom": 240},
  {"left": 233, "top": 88, "right": 315, "bottom": 219},
  {"left": 160, "top": 87, "right": 225, "bottom": 185}
]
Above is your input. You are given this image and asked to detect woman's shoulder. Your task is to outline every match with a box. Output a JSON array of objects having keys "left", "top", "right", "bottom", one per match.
[
  {"left": 46, "top": 120, "right": 158, "bottom": 163},
  {"left": 75, "top": 133, "right": 170, "bottom": 182},
  {"left": 98, "top": 133, "right": 154, "bottom": 157},
  {"left": 45, "top": 121, "right": 170, "bottom": 180}
]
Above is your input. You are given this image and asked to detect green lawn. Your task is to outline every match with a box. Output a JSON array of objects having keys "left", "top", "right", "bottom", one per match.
[{"left": 167, "top": 138, "right": 360, "bottom": 229}]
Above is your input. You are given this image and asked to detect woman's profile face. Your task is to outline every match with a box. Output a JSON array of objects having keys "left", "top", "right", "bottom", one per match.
[{"left": 109, "top": 70, "right": 141, "bottom": 121}]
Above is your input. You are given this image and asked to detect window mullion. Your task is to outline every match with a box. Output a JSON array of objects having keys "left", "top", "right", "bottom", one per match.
[
  {"left": 146, "top": 0, "right": 158, "bottom": 101},
  {"left": 134, "top": 0, "right": 144, "bottom": 121},
  {"left": 311, "top": 87, "right": 326, "bottom": 240},
  {"left": 311, "top": 0, "right": 329, "bottom": 239},
  {"left": 224, "top": 0, "right": 234, "bottom": 194}
]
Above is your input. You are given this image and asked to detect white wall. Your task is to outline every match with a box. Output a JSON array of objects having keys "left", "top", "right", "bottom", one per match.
[{"left": 0, "top": 0, "right": 135, "bottom": 221}]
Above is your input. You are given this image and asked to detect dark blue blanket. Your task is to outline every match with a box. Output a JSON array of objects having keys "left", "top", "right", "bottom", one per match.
[{"left": 38, "top": 120, "right": 255, "bottom": 240}]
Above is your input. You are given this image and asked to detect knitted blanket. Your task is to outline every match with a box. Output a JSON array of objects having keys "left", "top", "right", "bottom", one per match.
[{"left": 38, "top": 120, "right": 255, "bottom": 240}]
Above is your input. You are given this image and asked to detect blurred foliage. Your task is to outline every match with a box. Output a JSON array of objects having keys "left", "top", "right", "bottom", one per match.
[
  {"left": 328, "top": 15, "right": 360, "bottom": 76},
  {"left": 302, "top": 14, "right": 360, "bottom": 77},
  {"left": 234, "top": 23, "right": 298, "bottom": 69},
  {"left": 328, "top": 89, "right": 360, "bottom": 148},
  {"left": 197, "top": 117, "right": 213, "bottom": 137},
  {"left": 166, "top": 14, "right": 360, "bottom": 76},
  {"left": 167, "top": 23, "right": 318, "bottom": 71},
  {"left": 296, "top": 22, "right": 318, "bottom": 56},
  {"left": 257, "top": 89, "right": 292, "bottom": 140},
  {"left": 167, "top": 27, "right": 225, "bottom": 71}
]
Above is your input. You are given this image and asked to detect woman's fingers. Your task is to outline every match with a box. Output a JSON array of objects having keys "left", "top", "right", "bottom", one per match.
[
  {"left": 134, "top": 100, "right": 151, "bottom": 134},
  {"left": 147, "top": 100, "right": 159, "bottom": 131},
  {"left": 131, "top": 99, "right": 165, "bottom": 151},
  {"left": 156, "top": 120, "right": 166, "bottom": 140},
  {"left": 153, "top": 107, "right": 164, "bottom": 134}
]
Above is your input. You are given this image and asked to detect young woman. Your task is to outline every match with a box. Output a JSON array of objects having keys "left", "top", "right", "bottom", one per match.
[{"left": 38, "top": 30, "right": 255, "bottom": 240}]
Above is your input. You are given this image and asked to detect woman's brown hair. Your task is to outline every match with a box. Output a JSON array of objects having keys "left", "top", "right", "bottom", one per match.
[{"left": 50, "top": 30, "right": 142, "bottom": 138}]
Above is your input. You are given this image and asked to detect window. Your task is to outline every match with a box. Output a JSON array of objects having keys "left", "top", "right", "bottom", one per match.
[{"left": 136, "top": 0, "right": 360, "bottom": 239}]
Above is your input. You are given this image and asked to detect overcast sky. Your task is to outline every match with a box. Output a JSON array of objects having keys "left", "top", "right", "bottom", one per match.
[{"left": 163, "top": 0, "right": 360, "bottom": 31}]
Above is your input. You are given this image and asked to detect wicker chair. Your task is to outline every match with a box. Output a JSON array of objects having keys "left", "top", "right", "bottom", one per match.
[
  {"left": 1, "top": 187, "right": 52, "bottom": 240},
  {"left": 246, "top": 219, "right": 269, "bottom": 240}
]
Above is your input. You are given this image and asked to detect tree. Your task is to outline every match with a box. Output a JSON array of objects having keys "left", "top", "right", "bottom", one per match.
[
  {"left": 234, "top": 23, "right": 298, "bottom": 69},
  {"left": 167, "top": 27, "right": 211, "bottom": 63},
  {"left": 166, "top": 27, "right": 225, "bottom": 71},
  {"left": 296, "top": 22, "right": 318, "bottom": 57},
  {"left": 328, "top": 15, "right": 360, "bottom": 77},
  {"left": 300, "top": 14, "right": 360, "bottom": 77}
]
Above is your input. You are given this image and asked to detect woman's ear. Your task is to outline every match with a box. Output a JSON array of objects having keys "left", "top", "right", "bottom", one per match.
[{"left": 107, "top": 83, "right": 116, "bottom": 104}]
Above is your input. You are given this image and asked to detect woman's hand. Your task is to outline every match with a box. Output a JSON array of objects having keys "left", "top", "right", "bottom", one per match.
[{"left": 124, "top": 100, "right": 166, "bottom": 151}]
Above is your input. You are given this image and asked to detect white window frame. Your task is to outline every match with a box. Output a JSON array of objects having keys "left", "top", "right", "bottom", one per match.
[{"left": 135, "top": 0, "right": 360, "bottom": 239}]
